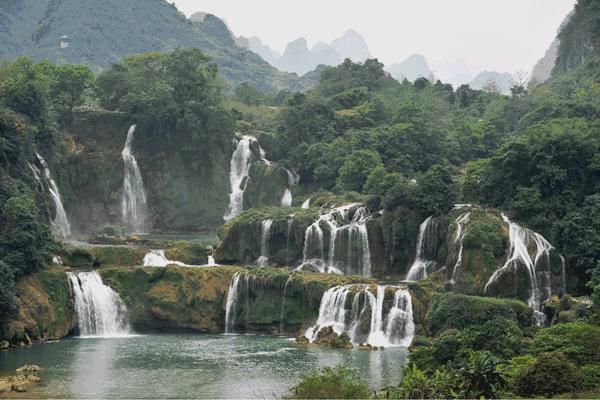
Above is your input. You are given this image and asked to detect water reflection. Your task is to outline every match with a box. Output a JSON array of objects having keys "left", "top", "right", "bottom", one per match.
[
  {"left": 69, "top": 338, "right": 120, "bottom": 398},
  {"left": 0, "top": 334, "right": 409, "bottom": 399}
]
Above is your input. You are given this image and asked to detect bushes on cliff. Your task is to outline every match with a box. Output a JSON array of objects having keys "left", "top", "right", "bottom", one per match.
[{"left": 427, "top": 293, "right": 532, "bottom": 335}]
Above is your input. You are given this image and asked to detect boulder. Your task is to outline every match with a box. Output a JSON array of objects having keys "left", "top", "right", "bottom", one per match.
[
  {"left": 16, "top": 365, "right": 43, "bottom": 375},
  {"left": 11, "top": 383, "right": 26, "bottom": 393},
  {"left": 0, "top": 341, "right": 9, "bottom": 350}
]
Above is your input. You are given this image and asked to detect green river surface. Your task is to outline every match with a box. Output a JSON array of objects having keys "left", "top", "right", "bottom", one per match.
[{"left": 0, "top": 334, "right": 409, "bottom": 399}]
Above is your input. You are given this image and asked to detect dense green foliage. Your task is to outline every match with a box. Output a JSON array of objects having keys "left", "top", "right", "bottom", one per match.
[{"left": 289, "top": 365, "right": 371, "bottom": 399}]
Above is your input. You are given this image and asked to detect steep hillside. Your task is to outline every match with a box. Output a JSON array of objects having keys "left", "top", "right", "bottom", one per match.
[
  {"left": 553, "top": 0, "right": 600, "bottom": 75},
  {"left": 0, "top": 0, "right": 312, "bottom": 93}
]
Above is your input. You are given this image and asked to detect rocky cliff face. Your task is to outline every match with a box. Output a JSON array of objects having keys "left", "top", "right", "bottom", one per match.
[
  {"left": 99, "top": 266, "right": 377, "bottom": 334},
  {"left": 2, "top": 271, "right": 75, "bottom": 344}
]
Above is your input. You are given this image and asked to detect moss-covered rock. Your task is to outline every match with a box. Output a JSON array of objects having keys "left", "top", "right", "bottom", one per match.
[
  {"left": 61, "top": 245, "right": 148, "bottom": 268},
  {"left": 100, "top": 266, "right": 239, "bottom": 333},
  {"left": 216, "top": 207, "right": 320, "bottom": 266},
  {"left": 3, "top": 270, "right": 75, "bottom": 344},
  {"left": 243, "top": 161, "right": 291, "bottom": 210}
]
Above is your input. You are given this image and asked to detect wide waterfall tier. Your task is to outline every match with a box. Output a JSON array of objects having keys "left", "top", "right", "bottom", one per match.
[
  {"left": 224, "top": 134, "right": 298, "bottom": 221},
  {"left": 67, "top": 272, "right": 131, "bottom": 337},
  {"left": 30, "top": 153, "right": 71, "bottom": 238},
  {"left": 121, "top": 125, "right": 148, "bottom": 234},
  {"left": 484, "top": 214, "right": 565, "bottom": 325},
  {"left": 297, "top": 204, "right": 372, "bottom": 276},
  {"left": 304, "top": 284, "right": 415, "bottom": 347}
]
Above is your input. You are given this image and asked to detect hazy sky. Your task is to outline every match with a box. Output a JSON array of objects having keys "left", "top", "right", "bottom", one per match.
[{"left": 173, "top": 0, "right": 575, "bottom": 79}]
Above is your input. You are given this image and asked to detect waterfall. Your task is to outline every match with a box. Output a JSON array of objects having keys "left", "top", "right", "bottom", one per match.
[
  {"left": 207, "top": 255, "right": 217, "bottom": 266},
  {"left": 406, "top": 217, "right": 438, "bottom": 281},
  {"left": 297, "top": 204, "right": 372, "bottom": 276},
  {"left": 31, "top": 154, "right": 71, "bottom": 238},
  {"left": 143, "top": 250, "right": 187, "bottom": 267},
  {"left": 286, "top": 216, "right": 295, "bottom": 264},
  {"left": 224, "top": 272, "right": 243, "bottom": 333},
  {"left": 450, "top": 212, "right": 471, "bottom": 285},
  {"left": 67, "top": 272, "right": 130, "bottom": 337},
  {"left": 121, "top": 125, "right": 148, "bottom": 234},
  {"left": 256, "top": 219, "right": 274, "bottom": 266},
  {"left": 305, "top": 284, "right": 414, "bottom": 347},
  {"left": 224, "top": 136, "right": 254, "bottom": 221},
  {"left": 279, "top": 276, "right": 293, "bottom": 334},
  {"left": 301, "top": 198, "right": 311, "bottom": 209},
  {"left": 281, "top": 169, "right": 298, "bottom": 208},
  {"left": 484, "top": 214, "right": 558, "bottom": 325},
  {"left": 281, "top": 189, "right": 292, "bottom": 208}
]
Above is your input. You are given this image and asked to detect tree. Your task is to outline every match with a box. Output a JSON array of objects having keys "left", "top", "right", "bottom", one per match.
[
  {"left": 515, "top": 352, "right": 580, "bottom": 397},
  {"left": 337, "top": 149, "right": 383, "bottom": 192},
  {"left": 0, "top": 261, "right": 17, "bottom": 329}
]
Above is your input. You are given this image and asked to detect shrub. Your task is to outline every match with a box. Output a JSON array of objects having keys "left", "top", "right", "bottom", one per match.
[
  {"left": 384, "top": 364, "right": 457, "bottom": 399},
  {"left": 515, "top": 352, "right": 581, "bottom": 397},
  {"left": 458, "top": 351, "right": 505, "bottom": 399},
  {"left": 530, "top": 322, "right": 600, "bottom": 365},
  {"left": 289, "top": 365, "right": 371, "bottom": 399},
  {"left": 581, "top": 364, "right": 600, "bottom": 390}
]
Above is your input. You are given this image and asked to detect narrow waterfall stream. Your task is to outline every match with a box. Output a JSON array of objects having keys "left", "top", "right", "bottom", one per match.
[
  {"left": 67, "top": 272, "right": 131, "bottom": 337},
  {"left": 31, "top": 153, "right": 71, "bottom": 238},
  {"left": 301, "top": 198, "right": 311, "bottom": 209},
  {"left": 121, "top": 124, "right": 148, "bottom": 233},
  {"left": 304, "top": 284, "right": 414, "bottom": 347},
  {"left": 279, "top": 276, "right": 293, "bottom": 334},
  {"left": 406, "top": 217, "right": 437, "bottom": 281},
  {"left": 450, "top": 212, "right": 471, "bottom": 285},
  {"left": 224, "top": 272, "right": 243, "bottom": 333},
  {"left": 224, "top": 136, "right": 253, "bottom": 221},
  {"left": 484, "top": 214, "right": 557, "bottom": 325},
  {"left": 256, "top": 219, "right": 274, "bottom": 266},
  {"left": 297, "top": 204, "right": 372, "bottom": 276}
]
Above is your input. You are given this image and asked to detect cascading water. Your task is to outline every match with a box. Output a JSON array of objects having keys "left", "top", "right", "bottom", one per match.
[
  {"left": 256, "top": 219, "right": 274, "bottom": 266},
  {"left": 450, "top": 212, "right": 471, "bottom": 285},
  {"left": 31, "top": 154, "right": 71, "bottom": 238},
  {"left": 224, "top": 136, "right": 254, "bottom": 221},
  {"left": 305, "top": 284, "right": 414, "bottom": 347},
  {"left": 281, "top": 189, "right": 292, "bottom": 208},
  {"left": 406, "top": 217, "right": 438, "bottom": 281},
  {"left": 143, "top": 250, "right": 187, "bottom": 267},
  {"left": 279, "top": 276, "right": 293, "bottom": 334},
  {"left": 281, "top": 169, "right": 296, "bottom": 207},
  {"left": 484, "top": 214, "right": 557, "bottom": 325},
  {"left": 224, "top": 272, "right": 243, "bottom": 333},
  {"left": 301, "top": 198, "right": 311, "bottom": 209},
  {"left": 297, "top": 204, "right": 372, "bottom": 276},
  {"left": 121, "top": 125, "right": 148, "bottom": 234},
  {"left": 67, "top": 272, "right": 130, "bottom": 337}
]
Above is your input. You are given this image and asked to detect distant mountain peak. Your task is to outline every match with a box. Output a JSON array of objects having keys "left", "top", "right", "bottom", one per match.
[
  {"left": 387, "top": 54, "right": 432, "bottom": 82},
  {"left": 245, "top": 29, "right": 371, "bottom": 75}
]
